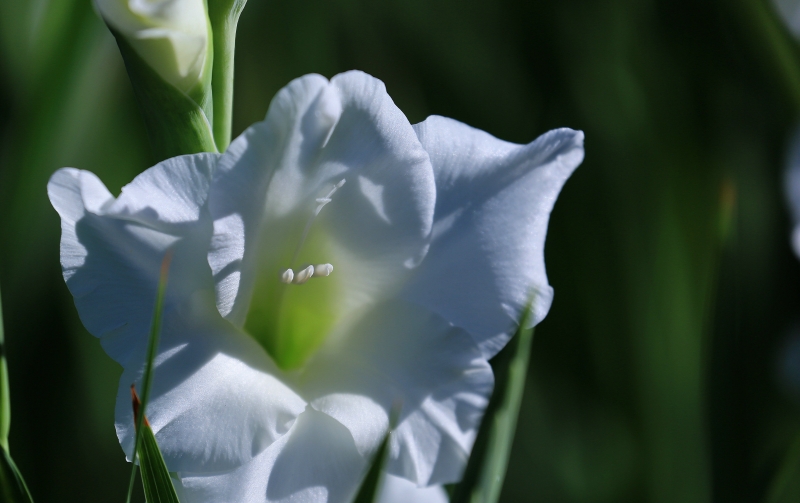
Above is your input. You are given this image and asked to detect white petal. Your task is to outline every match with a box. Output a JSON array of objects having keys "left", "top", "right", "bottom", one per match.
[
  {"left": 115, "top": 316, "right": 306, "bottom": 474},
  {"left": 404, "top": 116, "right": 584, "bottom": 358},
  {"left": 376, "top": 474, "right": 449, "bottom": 503},
  {"left": 208, "top": 71, "right": 435, "bottom": 325},
  {"left": 108, "top": 153, "right": 218, "bottom": 224},
  {"left": 49, "top": 156, "right": 307, "bottom": 474},
  {"left": 299, "top": 300, "right": 493, "bottom": 486},
  {"left": 175, "top": 407, "right": 366, "bottom": 503},
  {"left": 47, "top": 154, "right": 219, "bottom": 364}
]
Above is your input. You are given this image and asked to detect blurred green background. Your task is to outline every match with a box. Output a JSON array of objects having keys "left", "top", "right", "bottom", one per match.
[{"left": 2, "top": 0, "right": 800, "bottom": 501}]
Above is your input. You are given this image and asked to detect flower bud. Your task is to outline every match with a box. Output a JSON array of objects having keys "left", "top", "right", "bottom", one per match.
[{"left": 95, "top": 0, "right": 210, "bottom": 93}]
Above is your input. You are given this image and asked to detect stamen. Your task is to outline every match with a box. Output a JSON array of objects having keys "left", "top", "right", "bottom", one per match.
[
  {"left": 312, "top": 264, "right": 333, "bottom": 277},
  {"left": 279, "top": 268, "right": 294, "bottom": 284},
  {"left": 292, "top": 265, "right": 315, "bottom": 284}
]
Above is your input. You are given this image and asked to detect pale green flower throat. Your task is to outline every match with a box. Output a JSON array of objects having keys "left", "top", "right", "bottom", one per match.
[{"left": 244, "top": 180, "right": 346, "bottom": 370}]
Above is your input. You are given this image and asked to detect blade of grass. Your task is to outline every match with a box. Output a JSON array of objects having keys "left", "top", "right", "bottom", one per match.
[
  {"left": 351, "top": 431, "right": 390, "bottom": 503},
  {"left": 125, "top": 250, "right": 173, "bottom": 503},
  {"left": 0, "top": 444, "right": 34, "bottom": 503},
  {"left": 130, "top": 387, "right": 181, "bottom": 503},
  {"left": 450, "top": 307, "right": 534, "bottom": 503},
  {"left": 0, "top": 284, "right": 9, "bottom": 452},
  {"left": 350, "top": 403, "right": 401, "bottom": 503},
  {"left": 0, "top": 285, "right": 33, "bottom": 503}
]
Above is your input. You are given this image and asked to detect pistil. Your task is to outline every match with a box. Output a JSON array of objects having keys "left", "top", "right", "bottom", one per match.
[
  {"left": 288, "top": 179, "right": 346, "bottom": 268},
  {"left": 245, "top": 179, "right": 346, "bottom": 369}
]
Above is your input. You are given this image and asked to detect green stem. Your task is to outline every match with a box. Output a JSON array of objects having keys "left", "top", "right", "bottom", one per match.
[
  {"left": 0, "top": 285, "right": 8, "bottom": 453},
  {"left": 208, "top": 0, "right": 247, "bottom": 152}
]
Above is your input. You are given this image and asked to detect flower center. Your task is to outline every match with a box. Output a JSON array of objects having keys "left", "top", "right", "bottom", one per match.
[{"left": 244, "top": 180, "right": 346, "bottom": 370}]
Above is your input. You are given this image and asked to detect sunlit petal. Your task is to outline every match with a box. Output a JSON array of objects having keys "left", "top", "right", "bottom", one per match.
[
  {"left": 405, "top": 116, "right": 584, "bottom": 357},
  {"left": 48, "top": 154, "right": 219, "bottom": 364},
  {"left": 175, "top": 407, "right": 365, "bottom": 503},
  {"left": 300, "top": 300, "right": 492, "bottom": 485},
  {"left": 208, "top": 71, "right": 435, "bottom": 327}
]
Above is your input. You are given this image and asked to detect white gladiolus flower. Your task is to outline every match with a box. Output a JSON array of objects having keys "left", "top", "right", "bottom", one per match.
[
  {"left": 95, "top": 0, "right": 209, "bottom": 92},
  {"left": 48, "top": 71, "right": 584, "bottom": 502}
]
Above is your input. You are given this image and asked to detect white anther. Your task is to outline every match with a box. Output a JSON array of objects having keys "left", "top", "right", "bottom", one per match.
[
  {"left": 292, "top": 265, "right": 315, "bottom": 284},
  {"left": 312, "top": 263, "right": 333, "bottom": 277},
  {"left": 279, "top": 268, "right": 294, "bottom": 284}
]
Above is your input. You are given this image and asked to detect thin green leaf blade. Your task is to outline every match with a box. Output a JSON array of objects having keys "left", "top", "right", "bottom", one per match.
[
  {"left": 450, "top": 309, "right": 535, "bottom": 503},
  {"left": 351, "top": 432, "right": 390, "bottom": 503},
  {"left": 0, "top": 285, "right": 32, "bottom": 503},
  {"left": 131, "top": 388, "right": 181, "bottom": 503},
  {"left": 351, "top": 403, "right": 402, "bottom": 503},
  {"left": 126, "top": 251, "right": 175, "bottom": 503},
  {"left": 140, "top": 428, "right": 181, "bottom": 503},
  {"left": 0, "top": 285, "right": 9, "bottom": 451},
  {"left": 0, "top": 446, "right": 34, "bottom": 503}
]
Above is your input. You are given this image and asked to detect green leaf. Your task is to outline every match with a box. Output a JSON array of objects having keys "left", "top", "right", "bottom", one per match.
[
  {"left": 0, "top": 286, "right": 33, "bottom": 503},
  {"left": 110, "top": 29, "right": 217, "bottom": 161},
  {"left": 763, "top": 431, "right": 800, "bottom": 503},
  {"left": 126, "top": 251, "right": 178, "bottom": 503},
  {"left": 351, "top": 431, "right": 390, "bottom": 503},
  {"left": 450, "top": 309, "right": 535, "bottom": 503},
  {"left": 130, "top": 388, "right": 181, "bottom": 503},
  {"left": 0, "top": 285, "right": 9, "bottom": 451},
  {"left": 350, "top": 403, "right": 401, "bottom": 503},
  {"left": 0, "top": 446, "right": 34, "bottom": 503}
]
